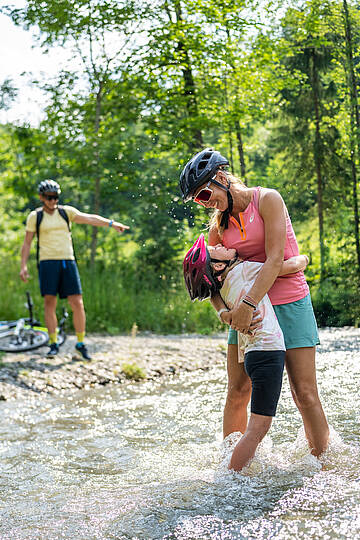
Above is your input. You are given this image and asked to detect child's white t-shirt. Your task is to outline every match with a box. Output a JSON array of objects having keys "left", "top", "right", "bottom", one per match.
[{"left": 220, "top": 261, "right": 285, "bottom": 362}]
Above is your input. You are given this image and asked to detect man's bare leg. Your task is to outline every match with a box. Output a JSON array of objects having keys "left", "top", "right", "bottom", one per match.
[
  {"left": 44, "top": 294, "right": 57, "bottom": 334},
  {"left": 67, "top": 294, "right": 86, "bottom": 334}
]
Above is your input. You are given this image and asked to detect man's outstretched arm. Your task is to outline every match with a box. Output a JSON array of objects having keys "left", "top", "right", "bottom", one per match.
[{"left": 73, "top": 212, "right": 130, "bottom": 233}]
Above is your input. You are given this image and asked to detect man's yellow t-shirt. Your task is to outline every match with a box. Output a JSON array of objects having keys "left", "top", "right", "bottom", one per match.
[{"left": 26, "top": 206, "right": 80, "bottom": 261}]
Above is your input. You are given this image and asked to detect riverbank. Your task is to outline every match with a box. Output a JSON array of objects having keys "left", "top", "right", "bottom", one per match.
[
  {"left": 0, "top": 326, "right": 359, "bottom": 401},
  {"left": 0, "top": 333, "right": 228, "bottom": 400}
]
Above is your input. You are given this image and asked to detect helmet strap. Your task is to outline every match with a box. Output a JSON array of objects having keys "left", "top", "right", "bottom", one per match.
[{"left": 220, "top": 190, "right": 233, "bottom": 229}]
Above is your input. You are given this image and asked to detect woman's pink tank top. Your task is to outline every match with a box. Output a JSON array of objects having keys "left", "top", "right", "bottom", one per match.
[{"left": 222, "top": 186, "right": 309, "bottom": 305}]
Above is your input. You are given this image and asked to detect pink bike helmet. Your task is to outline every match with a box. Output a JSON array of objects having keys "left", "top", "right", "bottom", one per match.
[{"left": 183, "top": 234, "right": 220, "bottom": 301}]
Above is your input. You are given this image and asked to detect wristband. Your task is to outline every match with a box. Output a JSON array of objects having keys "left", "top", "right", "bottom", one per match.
[
  {"left": 243, "top": 296, "right": 257, "bottom": 309},
  {"left": 242, "top": 299, "right": 257, "bottom": 310},
  {"left": 217, "top": 308, "right": 229, "bottom": 321},
  {"left": 108, "top": 220, "right": 113, "bottom": 227},
  {"left": 243, "top": 294, "right": 257, "bottom": 309}
]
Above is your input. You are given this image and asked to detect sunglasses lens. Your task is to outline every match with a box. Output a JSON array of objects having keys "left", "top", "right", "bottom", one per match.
[
  {"left": 46, "top": 195, "right": 58, "bottom": 200},
  {"left": 195, "top": 188, "right": 212, "bottom": 203}
]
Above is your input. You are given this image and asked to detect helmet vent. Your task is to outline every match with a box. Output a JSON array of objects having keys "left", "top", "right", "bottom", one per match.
[
  {"left": 198, "top": 159, "right": 208, "bottom": 171},
  {"left": 192, "top": 248, "right": 200, "bottom": 263}
]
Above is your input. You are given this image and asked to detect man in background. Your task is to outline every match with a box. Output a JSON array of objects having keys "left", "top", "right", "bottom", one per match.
[{"left": 20, "top": 179, "right": 129, "bottom": 359}]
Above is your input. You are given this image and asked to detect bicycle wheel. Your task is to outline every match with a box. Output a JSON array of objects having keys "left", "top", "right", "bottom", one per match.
[{"left": 0, "top": 328, "right": 49, "bottom": 352}]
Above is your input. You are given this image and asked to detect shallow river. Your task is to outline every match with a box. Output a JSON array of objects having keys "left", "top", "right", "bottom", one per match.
[{"left": 0, "top": 328, "right": 359, "bottom": 540}]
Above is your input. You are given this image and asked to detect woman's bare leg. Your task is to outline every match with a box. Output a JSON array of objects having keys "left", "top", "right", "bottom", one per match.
[
  {"left": 223, "top": 344, "right": 252, "bottom": 437},
  {"left": 286, "top": 347, "right": 329, "bottom": 456},
  {"left": 229, "top": 413, "right": 272, "bottom": 471}
]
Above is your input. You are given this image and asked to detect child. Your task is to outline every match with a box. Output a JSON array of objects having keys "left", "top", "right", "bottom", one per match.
[{"left": 183, "top": 233, "right": 309, "bottom": 471}]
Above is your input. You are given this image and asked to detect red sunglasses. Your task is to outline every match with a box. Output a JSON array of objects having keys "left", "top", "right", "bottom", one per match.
[{"left": 193, "top": 181, "right": 213, "bottom": 206}]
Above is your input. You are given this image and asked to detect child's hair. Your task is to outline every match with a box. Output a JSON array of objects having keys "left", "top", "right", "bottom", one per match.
[{"left": 208, "top": 172, "right": 246, "bottom": 237}]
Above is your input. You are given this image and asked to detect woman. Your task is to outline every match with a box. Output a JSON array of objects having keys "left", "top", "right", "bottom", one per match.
[{"left": 179, "top": 148, "right": 329, "bottom": 457}]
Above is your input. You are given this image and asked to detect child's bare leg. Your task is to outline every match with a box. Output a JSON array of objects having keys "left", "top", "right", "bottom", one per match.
[{"left": 229, "top": 413, "right": 272, "bottom": 471}]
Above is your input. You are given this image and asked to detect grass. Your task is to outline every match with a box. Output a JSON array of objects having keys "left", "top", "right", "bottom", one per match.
[
  {"left": 1, "top": 255, "right": 359, "bottom": 333},
  {"left": 121, "top": 362, "right": 146, "bottom": 381}
]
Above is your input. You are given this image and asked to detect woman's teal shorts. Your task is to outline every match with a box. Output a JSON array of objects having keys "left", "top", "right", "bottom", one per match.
[{"left": 228, "top": 293, "right": 320, "bottom": 350}]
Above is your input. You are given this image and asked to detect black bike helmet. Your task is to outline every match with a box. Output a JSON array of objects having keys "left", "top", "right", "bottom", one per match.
[
  {"left": 183, "top": 234, "right": 221, "bottom": 301},
  {"left": 179, "top": 148, "right": 229, "bottom": 202},
  {"left": 38, "top": 179, "right": 61, "bottom": 195}
]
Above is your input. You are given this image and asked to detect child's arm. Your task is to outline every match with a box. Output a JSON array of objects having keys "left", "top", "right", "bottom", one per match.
[
  {"left": 210, "top": 293, "right": 231, "bottom": 325},
  {"left": 279, "top": 255, "right": 309, "bottom": 276}
]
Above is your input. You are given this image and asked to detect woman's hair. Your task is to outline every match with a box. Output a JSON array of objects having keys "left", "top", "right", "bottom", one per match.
[{"left": 208, "top": 172, "right": 245, "bottom": 237}]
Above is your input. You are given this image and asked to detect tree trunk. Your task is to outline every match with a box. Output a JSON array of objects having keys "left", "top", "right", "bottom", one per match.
[
  {"left": 90, "top": 81, "right": 103, "bottom": 266},
  {"left": 174, "top": 1, "right": 203, "bottom": 152},
  {"left": 350, "top": 107, "right": 360, "bottom": 276},
  {"left": 343, "top": 0, "right": 360, "bottom": 278},
  {"left": 310, "top": 48, "right": 326, "bottom": 282},
  {"left": 234, "top": 119, "right": 247, "bottom": 184}
]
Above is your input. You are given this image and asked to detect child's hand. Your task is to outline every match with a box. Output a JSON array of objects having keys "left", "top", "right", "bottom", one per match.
[
  {"left": 301, "top": 254, "right": 309, "bottom": 270},
  {"left": 220, "top": 310, "right": 232, "bottom": 326}
]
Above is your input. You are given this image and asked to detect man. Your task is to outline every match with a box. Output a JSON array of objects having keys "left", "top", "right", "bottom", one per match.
[{"left": 20, "top": 179, "right": 129, "bottom": 359}]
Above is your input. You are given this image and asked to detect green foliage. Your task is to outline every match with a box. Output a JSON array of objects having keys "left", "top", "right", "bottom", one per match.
[{"left": 1, "top": 0, "right": 360, "bottom": 331}]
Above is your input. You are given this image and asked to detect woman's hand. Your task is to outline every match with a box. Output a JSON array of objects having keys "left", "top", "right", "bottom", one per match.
[
  {"left": 230, "top": 301, "right": 254, "bottom": 334},
  {"left": 248, "top": 308, "right": 263, "bottom": 335}
]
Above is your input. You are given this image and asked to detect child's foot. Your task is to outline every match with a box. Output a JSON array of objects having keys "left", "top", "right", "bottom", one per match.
[
  {"left": 47, "top": 343, "right": 59, "bottom": 358},
  {"left": 75, "top": 343, "right": 92, "bottom": 360}
]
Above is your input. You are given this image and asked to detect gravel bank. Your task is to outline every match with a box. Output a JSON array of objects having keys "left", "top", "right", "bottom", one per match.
[
  {"left": 0, "top": 333, "right": 228, "bottom": 400},
  {"left": 0, "top": 327, "right": 358, "bottom": 401}
]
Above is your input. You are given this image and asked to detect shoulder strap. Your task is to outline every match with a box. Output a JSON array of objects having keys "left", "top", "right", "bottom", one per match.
[
  {"left": 35, "top": 208, "right": 44, "bottom": 269},
  {"left": 58, "top": 205, "right": 77, "bottom": 262},
  {"left": 35, "top": 207, "right": 43, "bottom": 238},
  {"left": 57, "top": 205, "right": 70, "bottom": 230}
]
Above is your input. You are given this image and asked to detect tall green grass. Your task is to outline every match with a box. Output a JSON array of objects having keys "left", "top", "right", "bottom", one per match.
[
  {"left": 0, "top": 261, "right": 222, "bottom": 334},
  {"left": 1, "top": 259, "right": 359, "bottom": 333}
]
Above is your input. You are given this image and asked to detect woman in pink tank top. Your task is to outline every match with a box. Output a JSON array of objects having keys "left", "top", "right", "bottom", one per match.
[{"left": 179, "top": 148, "right": 329, "bottom": 460}]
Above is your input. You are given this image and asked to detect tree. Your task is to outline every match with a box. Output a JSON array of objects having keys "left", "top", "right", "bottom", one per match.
[{"left": 8, "top": 0, "right": 144, "bottom": 263}]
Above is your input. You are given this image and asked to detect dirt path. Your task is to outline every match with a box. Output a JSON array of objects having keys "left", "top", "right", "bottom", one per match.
[{"left": 0, "top": 333, "right": 228, "bottom": 400}]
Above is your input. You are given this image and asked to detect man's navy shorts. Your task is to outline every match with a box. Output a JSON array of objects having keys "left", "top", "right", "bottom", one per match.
[
  {"left": 244, "top": 350, "right": 285, "bottom": 417},
  {"left": 39, "top": 260, "right": 82, "bottom": 298}
]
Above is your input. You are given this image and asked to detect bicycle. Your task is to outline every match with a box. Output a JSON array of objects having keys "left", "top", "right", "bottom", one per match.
[{"left": 0, "top": 292, "right": 68, "bottom": 353}]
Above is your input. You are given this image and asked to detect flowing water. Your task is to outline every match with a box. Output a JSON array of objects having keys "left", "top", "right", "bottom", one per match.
[{"left": 0, "top": 328, "right": 359, "bottom": 540}]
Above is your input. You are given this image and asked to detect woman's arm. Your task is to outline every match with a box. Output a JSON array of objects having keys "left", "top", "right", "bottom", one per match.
[
  {"left": 279, "top": 255, "right": 309, "bottom": 276},
  {"left": 208, "top": 225, "right": 222, "bottom": 246},
  {"left": 230, "top": 190, "right": 286, "bottom": 333}
]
